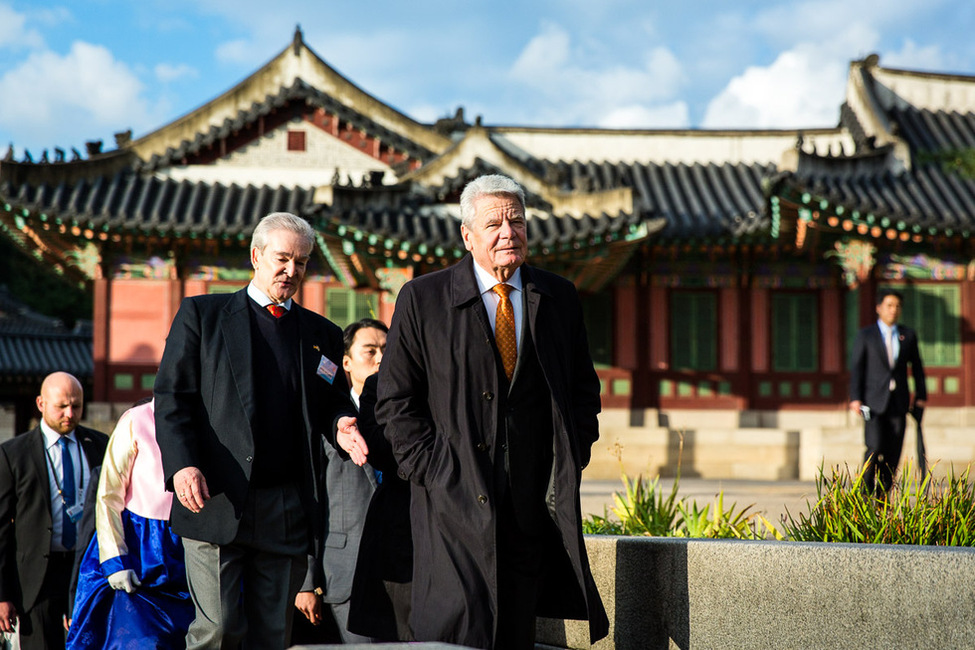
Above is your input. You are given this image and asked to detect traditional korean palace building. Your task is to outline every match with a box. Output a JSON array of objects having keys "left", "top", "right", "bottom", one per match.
[{"left": 2, "top": 29, "right": 975, "bottom": 476}]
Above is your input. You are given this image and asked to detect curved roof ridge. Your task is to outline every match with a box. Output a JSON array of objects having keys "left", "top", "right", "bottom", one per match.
[{"left": 126, "top": 30, "right": 450, "bottom": 163}]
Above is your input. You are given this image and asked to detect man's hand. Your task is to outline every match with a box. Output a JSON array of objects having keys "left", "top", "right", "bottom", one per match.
[
  {"left": 173, "top": 466, "right": 210, "bottom": 513},
  {"left": 294, "top": 590, "right": 323, "bottom": 625},
  {"left": 849, "top": 400, "right": 863, "bottom": 415},
  {"left": 0, "top": 601, "right": 17, "bottom": 634},
  {"left": 914, "top": 399, "right": 926, "bottom": 408},
  {"left": 108, "top": 569, "right": 142, "bottom": 593},
  {"left": 336, "top": 416, "right": 369, "bottom": 466}
]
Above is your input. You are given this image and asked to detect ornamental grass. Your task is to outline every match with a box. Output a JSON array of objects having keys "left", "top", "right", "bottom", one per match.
[
  {"left": 783, "top": 462, "right": 975, "bottom": 546},
  {"left": 581, "top": 472, "right": 776, "bottom": 540},
  {"left": 582, "top": 460, "right": 975, "bottom": 546}
]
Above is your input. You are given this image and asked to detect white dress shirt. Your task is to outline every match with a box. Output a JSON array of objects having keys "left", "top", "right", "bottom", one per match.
[
  {"left": 471, "top": 262, "right": 524, "bottom": 349},
  {"left": 247, "top": 282, "right": 294, "bottom": 312},
  {"left": 877, "top": 319, "right": 900, "bottom": 362}
]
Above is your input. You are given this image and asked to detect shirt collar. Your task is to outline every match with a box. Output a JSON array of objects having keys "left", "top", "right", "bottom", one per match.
[
  {"left": 248, "top": 282, "right": 293, "bottom": 311},
  {"left": 877, "top": 319, "right": 898, "bottom": 336},
  {"left": 471, "top": 261, "right": 523, "bottom": 296},
  {"left": 39, "top": 420, "right": 77, "bottom": 449},
  {"left": 877, "top": 318, "right": 898, "bottom": 338}
]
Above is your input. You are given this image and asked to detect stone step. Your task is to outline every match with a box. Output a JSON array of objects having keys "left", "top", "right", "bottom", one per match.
[{"left": 589, "top": 419, "right": 975, "bottom": 482}]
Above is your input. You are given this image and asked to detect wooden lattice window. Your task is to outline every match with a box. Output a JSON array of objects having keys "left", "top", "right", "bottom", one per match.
[
  {"left": 772, "top": 292, "right": 818, "bottom": 372},
  {"left": 671, "top": 290, "right": 716, "bottom": 371},
  {"left": 326, "top": 289, "right": 378, "bottom": 328},
  {"left": 882, "top": 284, "right": 961, "bottom": 367},
  {"left": 287, "top": 130, "right": 307, "bottom": 152}
]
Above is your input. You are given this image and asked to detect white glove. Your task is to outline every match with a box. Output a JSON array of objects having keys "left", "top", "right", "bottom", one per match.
[{"left": 107, "top": 569, "right": 141, "bottom": 593}]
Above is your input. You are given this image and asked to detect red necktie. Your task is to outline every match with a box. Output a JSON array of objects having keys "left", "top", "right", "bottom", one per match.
[
  {"left": 266, "top": 304, "right": 286, "bottom": 318},
  {"left": 492, "top": 284, "right": 517, "bottom": 381}
]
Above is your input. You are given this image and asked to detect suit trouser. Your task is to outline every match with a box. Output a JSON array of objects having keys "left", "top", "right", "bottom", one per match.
[
  {"left": 18, "top": 551, "right": 74, "bottom": 650},
  {"left": 329, "top": 599, "right": 376, "bottom": 644},
  {"left": 494, "top": 491, "right": 546, "bottom": 650},
  {"left": 863, "top": 404, "right": 907, "bottom": 495},
  {"left": 183, "top": 483, "right": 307, "bottom": 650}
]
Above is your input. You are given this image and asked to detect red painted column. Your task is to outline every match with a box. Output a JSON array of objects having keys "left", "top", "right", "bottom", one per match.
[
  {"left": 92, "top": 277, "right": 110, "bottom": 401},
  {"left": 614, "top": 283, "right": 638, "bottom": 370},
  {"left": 648, "top": 285, "right": 669, "bottom": 372},
  {"left": 964, "top": 278, "right": 975, "bottom": 407},
  {"left": 821, "top": 287, "right": 841, "bottom": 373},
  {"left": 750, "top": 287, "right": 769, "bottom": 373},
  {"left": 719, "top": 287, "right": 739, "bottom": 372}
]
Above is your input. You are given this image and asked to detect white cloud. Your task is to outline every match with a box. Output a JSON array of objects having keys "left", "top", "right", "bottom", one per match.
[
  {"left": 883, "top": 39, "right": 945, "bottom": 71},
  {"left": 510, "top": 22, "right": 571, "bottom": 80},
  {"left": 702, "top": 46, "right": 848, "bottom": 129},
  {"left": 0, "top": 2, "right": 44, "bottom": 50},
  {"left": 599, "top": 102, "right": 690, "bottom": 129},
  {"left": 215, "top": 38, "right": 253, "bottom": 65},
  {"left": 700, "top": 0, "right": 965, "bottom": 128},
  {"left": 507, "top": 22, "right": 689, "bottom": 128},
  {"left": 751, "top": 0, "right": 919, "bottom": 48},
  {"left": 700, "top": 15, "right": 886, "bottom": 130},
  {"left": 0, "top": 41, "right": 163, "bottom": 153},
  {"left": 155, "top": 62, "right": 198, "bottom": 83}
]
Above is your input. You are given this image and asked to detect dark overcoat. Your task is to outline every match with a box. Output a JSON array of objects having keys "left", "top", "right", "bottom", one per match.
[
  {"left": 154, "top": 288, "right": 354, "bottom": 548},
  {"left": 376, "top": 255, "right": 608, "bottom": 648},
  {"left": 347, "top": 373, "right": 413, "bottom": 641}
]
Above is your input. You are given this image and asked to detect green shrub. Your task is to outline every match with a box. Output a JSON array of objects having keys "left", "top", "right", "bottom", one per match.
[
  {"left": 581, "top": 471, "right": 775, "bottom": 540},
  {"left": 582, "top": 460, "right": 974, "bottom": 545}
]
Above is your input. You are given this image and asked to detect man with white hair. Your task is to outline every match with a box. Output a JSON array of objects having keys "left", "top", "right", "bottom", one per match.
[
  {"left": 155, "top": 212, "right": 365, "bottom": 649},
  {"left": 376, "top": 175, "right": 608, "bottom": 650}
]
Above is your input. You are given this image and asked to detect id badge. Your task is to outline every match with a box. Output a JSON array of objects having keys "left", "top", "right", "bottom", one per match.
[
  {"left": 317, "top": 355, "right": 338, "bottom": 384},
  {"left": 66, "top": 503, "right": 83, "bottom": 523}
]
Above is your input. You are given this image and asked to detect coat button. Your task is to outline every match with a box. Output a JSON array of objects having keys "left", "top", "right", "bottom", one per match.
[
  {"left": 482, "top": 391, "right": 494, "bottom": 401},
  {"left": 245, "top": 456, "right": 253, "bottom": 463},
  {"left": 398, "top": 470, "right": 408, "bottom": 480},
  {"left": 476, "top": 442, "right": 487, "bottom": 452},
  {"left": 477, "top": 495, "right": 488, "bottom": 505}
]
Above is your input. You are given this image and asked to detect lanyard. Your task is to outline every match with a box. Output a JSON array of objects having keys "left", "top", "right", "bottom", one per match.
[{"left": 43, "top": 438, "right": 86, "bottom": 505}]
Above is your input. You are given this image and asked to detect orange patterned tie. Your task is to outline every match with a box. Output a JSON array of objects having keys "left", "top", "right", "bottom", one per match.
[
  {"left": 266, "top": 304, "right": 286, "bottom": 318},
  {"left": 492, "top": 284, "right": 517, "bottom": 381}
]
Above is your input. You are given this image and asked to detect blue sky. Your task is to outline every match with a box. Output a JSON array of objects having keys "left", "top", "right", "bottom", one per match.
[{"left": 1, "top": 0, "right": 973, "bottom": 159}]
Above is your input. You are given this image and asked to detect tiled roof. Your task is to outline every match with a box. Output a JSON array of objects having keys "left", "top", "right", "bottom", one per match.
[
  {"left": 787, "top": 150, "right": 975, "bottom": 231},
  {"left": 889, "top": 107, "right": 975, "bottom": 153},
  {"left": 541, "top": 159, "right": 773, "bottom": 240},
  {"left": 2, "top": 156, "right": 771, "bottom": 249},
  {"left": 0, "top": 287, "right": 92, "bottom": 381},
  {"left": 138, "top": 79, "right": 436, "bottom": 172},
  {"left": 316, "top": 187, "right": 645, "bottom": 256},
  {"left": 0, "top": 172, "right": 316, "bottom": 238}
]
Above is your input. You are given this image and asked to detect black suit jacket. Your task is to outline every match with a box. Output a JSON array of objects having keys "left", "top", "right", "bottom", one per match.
[
  {"left": 154, "top": 288, "right": 355, "bottom": 548},
  {"left": 850, "top": 322, "right": 927, "bottom": 416},
  {"left": 0, "top": 425, "right": 108, "bottom": 612}
]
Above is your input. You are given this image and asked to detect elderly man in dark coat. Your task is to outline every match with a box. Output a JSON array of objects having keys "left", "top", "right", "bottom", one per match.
[{"left": 375, "top": 174, "right": 608, "bottom": 650}]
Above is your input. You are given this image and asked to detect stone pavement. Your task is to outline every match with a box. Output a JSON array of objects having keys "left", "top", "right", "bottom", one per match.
[{"left": 580, "top": 477, "right": 819, "bottom": 529}]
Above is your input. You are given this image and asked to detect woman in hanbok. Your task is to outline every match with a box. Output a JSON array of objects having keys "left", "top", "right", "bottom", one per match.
[{"left": 67, "top": 398, "right": 193, "bottom": 649}]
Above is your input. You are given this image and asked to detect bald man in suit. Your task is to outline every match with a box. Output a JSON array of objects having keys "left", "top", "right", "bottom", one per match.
[{"left": 0, "top": 372, "right": 108, "bottom": 650}]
